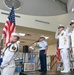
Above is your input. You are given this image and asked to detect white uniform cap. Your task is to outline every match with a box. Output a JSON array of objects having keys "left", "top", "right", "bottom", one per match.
[
  {"left": 70, "top": 20, "right": 74, "bottom": 25},
  {"left": 11, "top": 32, "right": 20, "bottom": 37},
  {"left": 59, "top": 24, "right": 65, "bottom": 27},
  {"left": 58, "top": 24, "right": 65, "bottom": 29},
  {"left": 40, "top": 35, "right": 45, "bottom": 38},
  {"left": 71, "top": 20, "right": 74, "bottom": 22}
]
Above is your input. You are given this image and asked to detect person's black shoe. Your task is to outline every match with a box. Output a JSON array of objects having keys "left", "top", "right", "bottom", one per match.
[
  {"left": 38, "top": 70, "right": 43, "bottom": 72},
  {"left": 41, "top": 71, "right": 47, "bottom": 75},
  {"left": 42, "top": 70, "right": 47, "bottom": 73}
]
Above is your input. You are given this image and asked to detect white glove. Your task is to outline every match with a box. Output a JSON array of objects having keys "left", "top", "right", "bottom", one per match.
[
  {"left": 0, "top": 65, "right": 4, "bottom": 69},
  {"left": 66, "top": 25, "right": 71, "bottom": 32}
]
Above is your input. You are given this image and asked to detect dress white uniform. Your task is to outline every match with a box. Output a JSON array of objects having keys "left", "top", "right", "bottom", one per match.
[
  {"left": 55, "top": 29, "right": 70, "bottom": 71},
  {"left": 1, "top": 42, "right": 18, "bottom": 75},
  {"left": 69, "top": 29, "right": 74, "bottom": 56}
]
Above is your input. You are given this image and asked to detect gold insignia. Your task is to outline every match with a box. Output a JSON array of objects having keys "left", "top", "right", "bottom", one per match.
[
  {"left": 12, "top": 46, "right": 16, "bottom": 50},
  {"left": 64, "top": 37, "right": 67, "bottom": 45}
]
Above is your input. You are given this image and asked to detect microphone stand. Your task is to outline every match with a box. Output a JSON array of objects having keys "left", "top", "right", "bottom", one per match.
[{"left": 29, "top": 40, "right": 39, "bottom": 47}]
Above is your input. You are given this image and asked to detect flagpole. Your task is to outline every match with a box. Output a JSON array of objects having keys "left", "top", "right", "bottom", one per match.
[
  {"left": 12, "top": 0, "right": 16, "bottom": 32},
  {"left": 12, "top": 0, "right": 15, "bottom": 7},
  {"left": 0, "top": 34, "right": 4, "bottom": 57}
]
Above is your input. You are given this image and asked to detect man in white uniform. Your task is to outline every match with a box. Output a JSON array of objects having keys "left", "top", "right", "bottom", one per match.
[
  {"left": 55, "top": 24, "right": 70, "bottom": 73},
  {"left": 1, "top": 33, "right": 20, "bottom": 75},
  {"left": 69, "top": 20, "right": 74, "bottom": 58}
]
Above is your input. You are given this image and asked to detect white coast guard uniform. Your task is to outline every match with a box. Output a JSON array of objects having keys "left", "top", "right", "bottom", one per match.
[
  {"left": 55, "top": 30, "right": 70, "bottom": 71},
  {"left": 69, "top": 29, "right": 74, "bottom": 57},
  {"left": 1, "top": 42, "right": 18, "bottom": 75}
]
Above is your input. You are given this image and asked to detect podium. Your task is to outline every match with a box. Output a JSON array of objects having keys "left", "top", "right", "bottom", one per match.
[
  {"left": 22, "top": 45, "right": 39, "bottom": 72},
  {"left": 19, "top": 45, "right": 39, "bottom": 75}
]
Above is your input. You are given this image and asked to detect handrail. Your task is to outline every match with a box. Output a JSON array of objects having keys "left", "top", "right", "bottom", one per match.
[
  {"left": 50, "top": 55, "right": 57, "bottom": 70},
  {"left": 50, "top": 55, "right": 56, "bottom": 65}
]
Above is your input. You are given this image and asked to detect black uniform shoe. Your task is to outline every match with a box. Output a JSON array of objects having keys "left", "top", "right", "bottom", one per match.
[
  {"left": 38, "top": 70, "right": 43, "bottom": 72},
  {"left": 42, "top": 70, "right": 47, "bottom": 73}
]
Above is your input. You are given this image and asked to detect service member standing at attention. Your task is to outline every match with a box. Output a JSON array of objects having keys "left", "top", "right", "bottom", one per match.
[
  {"left": 1, "top": 33, "right": 20, "bottom": 75},
  {"left": 55, "top": 24, "right": 70, "bottom": 73},
  {"left": 69, "top": 20, "right": 74, "bottom": 58},
  {"left": 37, "top": 35, "right": 48, "bottom": 72}
]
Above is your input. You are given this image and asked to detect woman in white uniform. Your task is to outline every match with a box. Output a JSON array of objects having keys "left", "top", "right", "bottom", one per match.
[
  {"left": 1, "top": 33, "right": 20, "bottom": 75},
  {"left": 37, "top": 35, "right": 48, "bottom": 72}
]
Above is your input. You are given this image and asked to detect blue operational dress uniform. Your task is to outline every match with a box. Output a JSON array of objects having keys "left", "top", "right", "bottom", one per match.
[
  {"left": 37, "top": 39, "right": 48, "bottom": 72},
  {"left": 1, "top": 42, "right": 19, "bottom": 75},
  {"left": 55, "top": 24, "right": 70, "bottom": 73}
]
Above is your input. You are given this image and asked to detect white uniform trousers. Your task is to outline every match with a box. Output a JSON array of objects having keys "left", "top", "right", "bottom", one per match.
[
  {"left": 1, "top": 66, "right": 15, "bottom": 75},
  {"left": 60, "top": 48, "right": 70, "bottom": 71},
  {"left": 72, "top": 48, "right": 74, "bottom": 58},
  {"left": 1, "top": 60, "right": 16, "bottom": 75}
]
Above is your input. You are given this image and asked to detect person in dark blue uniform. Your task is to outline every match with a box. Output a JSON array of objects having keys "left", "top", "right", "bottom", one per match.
[{"left": 37, "top": 35, "right": 48, "bottom": 72}]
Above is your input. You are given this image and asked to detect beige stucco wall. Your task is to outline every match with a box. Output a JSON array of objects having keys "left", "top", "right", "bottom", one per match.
[{"left": 47, "top": 44, "right": 56, "bottom": 56}]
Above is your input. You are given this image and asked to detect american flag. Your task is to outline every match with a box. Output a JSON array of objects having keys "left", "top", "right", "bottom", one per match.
[
  {"left": 2, "top": 6, "right": 15, "bottom": 45},
  {"left": 56, "top": 40, "right": 61, "bottom": 63}
]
